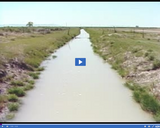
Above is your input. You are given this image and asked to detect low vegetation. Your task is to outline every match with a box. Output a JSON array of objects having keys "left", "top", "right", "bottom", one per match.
[
  {"left": 52, "top": 55, "right": 57, "bottom": 59},
  {"left": 7, "top": 94, "right": 18, "bottom": 102},
  {"left": 85, "top": 28, "right": 160, "bottom": 121},
  {"left": 11, "top": 80, "right": 25, "bottom": 86},
  {"left": 29, "top": 72, "right": 39, "bottom": 79},
  {"left": 23, "top": 84, "right": 34, "bottom": 91},
  {"left": 0, "top": 27, "right": 80, "bottom": 121},
  {"left": 37, "top": 67, "right": 45, "bottom": 71},
  {"left": 8, "top": 103, "right": 19, "bottom": 112},
  {"left": 8, "top": 87, "right": 26, "bottom": 97}
]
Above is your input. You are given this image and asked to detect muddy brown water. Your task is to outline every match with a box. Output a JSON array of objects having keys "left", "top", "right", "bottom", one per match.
[{"left": 10, "top": 29, "right": 154, "bottom": 122}]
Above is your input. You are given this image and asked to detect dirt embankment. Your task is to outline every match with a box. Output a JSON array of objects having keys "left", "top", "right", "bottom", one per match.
[
  {"left": 0, "top": 27, "right": 80, "bottom": 121},
  {"left": 86, "top": 28, "right": 160, "bottom": 121}
]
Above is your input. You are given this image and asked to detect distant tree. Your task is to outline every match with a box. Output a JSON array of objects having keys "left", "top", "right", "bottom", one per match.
[
  {"left": 136, "top": 25, "right": 139, "bottom": 28},
  {"left": 26, "top": 22, "right": 33, "bottom": 27}
]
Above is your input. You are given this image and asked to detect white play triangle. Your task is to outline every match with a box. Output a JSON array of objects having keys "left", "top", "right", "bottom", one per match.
[{"left": 79, "top": 60, "right": 82, "bottom": 64}]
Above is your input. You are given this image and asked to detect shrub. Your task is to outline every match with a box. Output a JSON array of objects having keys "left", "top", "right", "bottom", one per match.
[
  {"left": 52, "top": 55, "right": 57, "bottom": 59},
  {"left": 24, "top": 84, "right": 34, "bottom": 91},
  {"left": 8, "top": 103, "right": 19, "bottom": 112},
  {"left": 133, "top": 91, "right": 141, "bottom": 103},
  {"left": 132, "top": 48, "right": 139, "bottom": 53},
  {"left": 152, "top": 59, "right": 160, "bottom": 70},
  {"left": 148, "top": 55, "right": 155, "bottom": 61},
  {"left": 8, "top": 94, "right": 18, "bottom": 102},
  {"left": 8, "top": 87, "right": 25, "bottom": 97},
  {"left": 144, "top": 52, "right": 149, "bottom": 57},
  {"left": 124, "top": 82, "right": 135, "bottom": 90},
  {"left": 118, "top": 69, "right": 127, "bottom": 77},
  {"left": 28, "top": 80, "right": 35, "bottom": 85},
  {"left": 29, "top": 72, "right": 39, "bottom": 79},
  {"left": 11, "top": 80, "right": 25, "bottom": 86},
  {"left": 147, "top": 49, "right": 153, "bottom": 52},
  {"left": 135, "top": 51, "right": 144, "bottom": 57},
  {"left": 37, "top": 67, "right": 44, "bottom": 71},
  {"left": 6, "top": 113, "right": 15, "bottom": 120},
  {"left": 141, "top": 93, "right": 160, "bottom": 114},
  {"left": 112, "top": 65, "right": 118, "bottom": 70},
  {"left": 154, "top": 111, "right": 160, "bottom": 122}
]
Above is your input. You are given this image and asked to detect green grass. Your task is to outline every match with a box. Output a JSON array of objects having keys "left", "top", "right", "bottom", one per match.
[
  {"left": 0, "top": 27, "right": 80, "bottom": 120},
  {"left": 125, "top": 82, "right": 160, "bottom": 120},
  {"left": 24, "top": 79, "right": 35, "bottom": 84},
  {"left": 148, "top": 55, "right": 155, "bottom": 61},
  {"left": 140, "top": 93, "right": 160, "bottom": 114},
  {"left": 8, "top": 103, "right": 19, "bottom": 112},
  {"left": 86, "top": 28, "right": 160, "bottom": 122},
  {"left": 10, "top": 80, "right": 25, "bottom": 86},
  {"left": 152, "top": 59, "right": 160, "bottom": 70},
  {"left": 52, "top": 55, "right": 57, "bottom": 59},
  {"left": 133, "top": 91, "right": 141, "bottom": 103},
  {"left": 6, "top": 113, "right": 15, "bottom": 120},
  {"left": 27, "top": 80, "right": 35, "bottom": 85},
  {"left": 0, "top": 28, "right": 80, "bottom": 70},
  {"left": 23, "top": 84, "right": 34, "bottom": 91},
  {"left": 8, "top": 87, "right": 25, "bottom": 97},
  {"left": 37, "top": 67, "right": 45, "bottom": 71},
  {"left": 144, "top": 52, "right": 149, "bottom": 57},
  {"left": 132, "top": 48, "right": 139, "bottom": 53},
  {"left": 29, "top": 72, "right": 39, "bottom": 79},
  {"left": 7, "top": 94, "right": 18, "bottom": 102},
  {"left": 86, "top": 27, "right": 160, "bottom": 78}
]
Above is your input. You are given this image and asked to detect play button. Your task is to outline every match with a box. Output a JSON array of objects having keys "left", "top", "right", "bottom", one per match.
[
  {"left": 75, "top": 58, "right": 86, "bottom": 66},
  {"left": 79, "top": 60, "right": 82, "bottom": 64}
]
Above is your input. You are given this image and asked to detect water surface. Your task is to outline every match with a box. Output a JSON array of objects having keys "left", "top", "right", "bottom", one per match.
[{"left": 10, "top": 29, "right": 154, "bottom": 122}]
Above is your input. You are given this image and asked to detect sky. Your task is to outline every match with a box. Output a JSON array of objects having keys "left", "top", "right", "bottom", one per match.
[{"left": 0, "top": 2, "right": 160, "bottom": 27}]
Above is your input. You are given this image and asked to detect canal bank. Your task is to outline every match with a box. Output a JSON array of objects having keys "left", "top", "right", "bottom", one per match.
[{"left": 9, "top": 29, "right": 154, "bottom": 122}]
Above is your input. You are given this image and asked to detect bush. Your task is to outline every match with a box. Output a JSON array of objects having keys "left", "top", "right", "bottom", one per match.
[
  {"left": 141, "top": 93, "right": 160, "bottom": 114},
  {"left": 52, "top": 55, "right": 57, "bottom": 59},
  {"left": 37, "top": 67, "right": 44, "bottom": 71},
  {"left": 23, "top": 84, "right": 34, "bottom": 91},
  {"left": 8, "top": 103, "right": 19, "bottom": 112},
  {"left": 6, "top": 113, "right": 15, "bottom": 120},
  {"left": 8, "top": 94, "right": 18, "bottom": 102},
  {"left": 118, "top": 68, "right": 127, "bottom": 77},
  {"left": 148, "top": 49, "right": 153, "bottom": 52},
  {"left": 11, "top": 80, "right": 25, "bottom": 86},
  {"left": 124, "top": 82, "right": 135, "bottom": 90},
  {"left": 148, "top": 55, "right": 155, "bottom": 61},
  {"left": 29, "top": 72, "right": 39, "bottom": 79},
  {"left": 132, "top": 48, "right": 139, "bottom": 53},
  {"left": 133, "top": 91, "right": 141, "bottom": 103},
  {"left": 154, "top": 111, "right": 160, "bottom": 122},
  {"left": 131, "top": 84, "right": 160, "bottom": 114},
  {"left": 27, "top": 80, "right": 35, "bottom": 85},
  {"left": 111, "top": 63, "right": 119, "bottom": 70},
  {"left": 144, "top": 52, "right": 149, "bottom": 57},
  {"left": 152, "top": 59, "right": 160, "bottom": 70},
  {"left": 8, "top": 87, "right": 25, "bottom": 97}
]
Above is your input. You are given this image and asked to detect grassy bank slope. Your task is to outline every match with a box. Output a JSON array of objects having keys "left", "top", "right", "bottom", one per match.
[
  {"left": 0, "top": 27, "right": 80, "bottom": 121},
  {"left": 85, "top": 28, "right": 160, "bottom": 121},
  {"left": 0, "top": 28, "right": 79, "bottom": 69}
]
